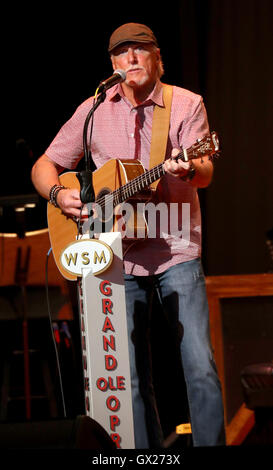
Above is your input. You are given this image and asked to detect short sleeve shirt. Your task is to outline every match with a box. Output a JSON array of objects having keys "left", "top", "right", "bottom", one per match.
[{"left": 46, "top": 81, "right": 210, "bottom": 275}]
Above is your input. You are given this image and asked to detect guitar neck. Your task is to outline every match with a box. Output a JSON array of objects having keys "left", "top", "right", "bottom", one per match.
[
  {"left": 96, "top": 131, "right": 220, "bottom": 208},
  {"left": 111, "top": 147, "right": 190, "bottom": 206},
  {"left": 111, "top": 162, "right": 165, "bottom": 207}
]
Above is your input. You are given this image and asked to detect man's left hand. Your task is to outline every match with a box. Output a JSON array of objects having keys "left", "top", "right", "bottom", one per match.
[{"left": 163, "top": 149, "right": 190, "bottom": 178}]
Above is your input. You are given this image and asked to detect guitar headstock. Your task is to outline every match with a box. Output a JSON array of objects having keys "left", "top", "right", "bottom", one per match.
[{"left": 180, "top": 131, "right": 221, "bottom": 162}]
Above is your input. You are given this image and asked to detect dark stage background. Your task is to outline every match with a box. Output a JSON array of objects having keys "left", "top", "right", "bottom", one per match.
[
  {"left": 2, "top": 0, "right": 272, "bottom": 446},
  {"left": 11, "top": 0, "right": 272, "bottom": 276}
]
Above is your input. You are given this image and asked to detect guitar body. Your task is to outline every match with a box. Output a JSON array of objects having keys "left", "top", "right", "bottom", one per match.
[
  {"left": 47, "top": 172, "right": 80, "bottom": 281},
  {"left": 92, "top": 158, "right": 151, "bottom": 238},
  {"left": 47, "top": 159, "right": 150, "bottom": 280},
  {"left": 93, "top": 158, "right": 146, "bottom": 193}
]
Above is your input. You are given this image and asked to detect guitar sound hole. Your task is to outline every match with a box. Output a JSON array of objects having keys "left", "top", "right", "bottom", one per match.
[{"left": 96, "top": 188, "right": 115, "bottom": 231}]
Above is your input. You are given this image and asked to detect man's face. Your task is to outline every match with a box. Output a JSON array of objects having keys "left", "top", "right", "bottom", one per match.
[{"left": 111, "top": 42, "right": 160, "bottom": 90}]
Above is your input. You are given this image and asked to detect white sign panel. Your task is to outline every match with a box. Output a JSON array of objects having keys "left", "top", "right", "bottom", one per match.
[{"left": 78, "top": 233, "right": 135, "bottom": 449}]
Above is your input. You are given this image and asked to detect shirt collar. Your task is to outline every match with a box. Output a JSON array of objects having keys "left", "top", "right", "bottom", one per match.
[{"left": 107, "top": 80, "right": 164, "bottom": 107}]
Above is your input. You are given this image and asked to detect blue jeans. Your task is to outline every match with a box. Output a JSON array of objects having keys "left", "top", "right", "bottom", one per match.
[{"left": 124, "top": 258, "right": 226, "bottom": 448}]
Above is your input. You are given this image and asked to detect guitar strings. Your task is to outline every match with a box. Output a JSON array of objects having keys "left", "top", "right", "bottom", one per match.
[
  {"left": 93, "top": 145, "right": 193, "bottom": 209},
  {"left": 93, "top": 139, "right": 212, "bottom": 210},
  {"left": 94, "top": 162, "right": 164, "bottom": 209},
  {"left": 78, "top": 134, "right": 215, "bottom": 217}
]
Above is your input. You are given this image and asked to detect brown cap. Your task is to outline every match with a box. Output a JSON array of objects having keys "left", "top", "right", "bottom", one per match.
[{"left": 108, "top": 23, "right": 158, "bottom": 53}]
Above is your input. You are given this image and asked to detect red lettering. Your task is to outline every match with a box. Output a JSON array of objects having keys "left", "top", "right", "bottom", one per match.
[
  {"left": 110, "top": 415, "right": 120, "bottom": 431},
  {"left": 82, "top": 335, "right": 86, "bottom": 350},
  {"left": 117, "top": 376, "right": 126, "bottom": 390},
  {"left": 102, "top": 298, "right": 113, "bottom": 314},
  {"left": 100, "top": 280, "right": 112, "bottom": 296},
  {"left": 95, "top": 376, "right": 125, "bottom": 391},
  {"left": 108, "top": 377, "right": 116, "bottom": 390},
  {"left": 96, "top": 377, "right": 108, "bottom": 391},
  {"left": 85, "top": 395, "right": 90, "bottom": 412},
  {"left": 111, "top": 433, "right": 121, "bottom": 448},
  {"left": 84, "top": 377, "right": 90, "bottom": 391},
  {"left": 81, "top": 316, "right": 85, "bottom": 332},
  {"left": 78, "top": 281, "right": 83, "bottom": 296},
  {"left": 105, "top": 355, "right": 117, "bottom": 371},
  {"left": 83, "top": 355, "right": 87, "bottom": 370},
  {"left": 102, "top": 317, "right": 115, "bottom": 332},
  {"left": 106, "top": 395, "right": 120, "bottom": 412},
  {"left": 103, "top": 335, "right": 116, "bottom": 352}
]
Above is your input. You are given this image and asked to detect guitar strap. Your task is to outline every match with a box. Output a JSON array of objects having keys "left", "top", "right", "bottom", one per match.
[{"left": 149, "top": 83, "right": 173, "bottom": 189}]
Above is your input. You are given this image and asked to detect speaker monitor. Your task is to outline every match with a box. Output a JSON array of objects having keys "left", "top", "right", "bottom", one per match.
[{"left": 0, "top": 415, "right": 116, "bottom": 450}]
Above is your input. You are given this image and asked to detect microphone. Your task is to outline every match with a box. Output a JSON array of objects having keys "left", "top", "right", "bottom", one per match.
[{"left": 97, "top": 69, "right": 126, "bottom": 93}]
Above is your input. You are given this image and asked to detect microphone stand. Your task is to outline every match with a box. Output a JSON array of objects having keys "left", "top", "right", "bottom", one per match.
[{"left": 76, "top": 90, "right": 106, "bottom": 237}]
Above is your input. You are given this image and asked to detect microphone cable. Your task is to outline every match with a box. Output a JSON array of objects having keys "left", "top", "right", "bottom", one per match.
[
  {"left": 88, "top": 87, "right": 100, "bottom": 169},
  {"left": 45, "top": 247, "right": 67, "bottom": 418}
]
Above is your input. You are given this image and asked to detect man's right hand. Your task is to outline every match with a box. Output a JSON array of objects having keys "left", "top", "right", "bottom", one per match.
[{"left": 56, "top": 187, "right": 85, "bottom": 219}]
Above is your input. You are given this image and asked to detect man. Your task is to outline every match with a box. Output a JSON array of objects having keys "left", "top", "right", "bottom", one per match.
[{"left": 31, "top": 23, "right": 226, "bottom": 448}]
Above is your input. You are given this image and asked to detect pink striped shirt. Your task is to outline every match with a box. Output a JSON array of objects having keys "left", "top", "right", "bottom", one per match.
[{"left": 46, "top": 80, "right": 209, "bottom": 275}]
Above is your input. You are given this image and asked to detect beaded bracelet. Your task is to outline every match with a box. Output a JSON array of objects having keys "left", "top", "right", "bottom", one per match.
[{"left": 49, "top": 184, "right": 67, "bottom": 207}]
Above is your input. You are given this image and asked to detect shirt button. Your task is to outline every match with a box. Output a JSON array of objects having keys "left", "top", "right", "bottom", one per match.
[{"left": 130, "top": 133, "right": 134, "bottom": 138}]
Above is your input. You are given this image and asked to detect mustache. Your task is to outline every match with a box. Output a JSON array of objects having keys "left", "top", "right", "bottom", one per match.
[{"left": 125, "top": 66, "right": 145, "bottom": 73}]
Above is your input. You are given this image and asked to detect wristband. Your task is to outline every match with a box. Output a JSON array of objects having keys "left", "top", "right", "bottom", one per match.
[{"left": 49, "top": 184, "right": 67, "bottom": 207}]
